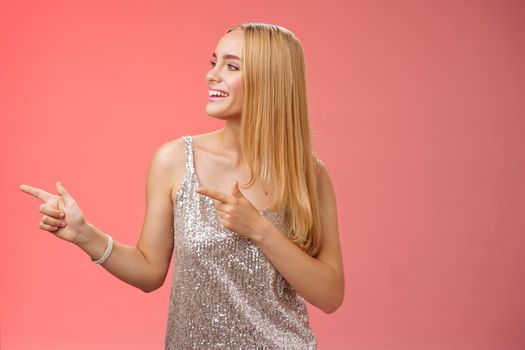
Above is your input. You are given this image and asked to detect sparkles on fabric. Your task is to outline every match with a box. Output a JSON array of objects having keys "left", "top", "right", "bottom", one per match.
[{"left": 164, "top": 135, "right": 317, "bottom": 349}]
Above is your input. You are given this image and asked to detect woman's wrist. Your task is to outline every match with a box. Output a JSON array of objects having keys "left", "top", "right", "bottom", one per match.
[
  {"left": 250, "top": 217, "right": 274, "bottom": 246},
  {"left": 73, "top": 221, "right": 95, "bottom": 247},
  {"left": 73, "top": 222, "right": 111, "bottom": 262},
  {"left": 91, "top": 234, "right": 113, "bottom": 264}
]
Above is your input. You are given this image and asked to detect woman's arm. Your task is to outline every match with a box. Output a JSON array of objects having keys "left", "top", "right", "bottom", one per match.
[
  {"left": 75, "top": 140, "right": 183, "bottom": 292},
  {"left": 251, "top": 163, "right": 345, "bottom": 314}
]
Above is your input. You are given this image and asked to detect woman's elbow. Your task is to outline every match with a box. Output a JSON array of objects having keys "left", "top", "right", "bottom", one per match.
[
  {"left": 140, "top": 275, "right": 166, "bottom": 293},
  {"left": 323, "top": 296, "right": 344, "bottom": 314},
  {"left": 323, "top": 283, "right": 345, "bottom": 314}
]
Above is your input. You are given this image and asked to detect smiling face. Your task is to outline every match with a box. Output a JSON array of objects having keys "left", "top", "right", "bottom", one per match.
[{"left": 204, "top": 29, "right": 244, "bottom": 120}]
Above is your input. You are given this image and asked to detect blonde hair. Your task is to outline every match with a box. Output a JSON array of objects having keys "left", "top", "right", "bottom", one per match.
[{"left": 227, "top": 22, "right": 322, "bottom": 258}]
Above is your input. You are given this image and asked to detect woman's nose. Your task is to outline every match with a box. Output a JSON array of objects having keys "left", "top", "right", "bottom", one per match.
[{"left": 206, "top": 70, "right": 220, "bottom": 83}]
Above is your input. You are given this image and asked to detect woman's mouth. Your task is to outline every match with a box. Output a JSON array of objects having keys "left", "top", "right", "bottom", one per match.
[
  {"left": 208, "top": 89, "right": 229, "bottom": 102},
  {"left": 208, "top": 95, "right": 228, "bottom": 102}
]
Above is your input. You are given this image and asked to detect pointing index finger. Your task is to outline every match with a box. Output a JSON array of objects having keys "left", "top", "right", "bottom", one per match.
[
  {"left": 195, "top": 187, "right": 229, "bottom": 204},
  {"left": 19, "top": 184, "right": 53, "bottom": 202}
]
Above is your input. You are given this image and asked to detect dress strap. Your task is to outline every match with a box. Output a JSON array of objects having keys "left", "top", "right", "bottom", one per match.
[{"left": 182, "top": 135, "right": 196, "bottom": 176}]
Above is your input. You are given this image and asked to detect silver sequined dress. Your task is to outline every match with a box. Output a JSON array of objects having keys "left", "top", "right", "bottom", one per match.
[{"left": 164, "top": 135, "right": 317, "bottom": 349}]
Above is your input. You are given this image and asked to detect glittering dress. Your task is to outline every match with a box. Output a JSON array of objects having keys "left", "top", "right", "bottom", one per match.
[{"left": 164, "top": 135, "right": 317, "bottom": 349}]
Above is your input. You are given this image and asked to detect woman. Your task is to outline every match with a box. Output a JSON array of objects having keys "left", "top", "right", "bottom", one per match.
[{"left": 19, "top": 22, "right": 344, "bottom": 349}]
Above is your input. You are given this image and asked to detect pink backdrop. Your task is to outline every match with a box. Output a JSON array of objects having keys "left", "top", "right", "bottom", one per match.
[{"left": 2, "top": 0, "right": 524, "bottom": 349}]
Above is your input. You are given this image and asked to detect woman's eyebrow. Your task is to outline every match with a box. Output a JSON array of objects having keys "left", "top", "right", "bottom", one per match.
[{"left": 212, "top": 52, "right": 242, "bottom": 62}]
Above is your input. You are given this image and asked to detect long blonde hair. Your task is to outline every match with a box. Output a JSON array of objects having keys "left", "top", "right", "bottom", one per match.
[{"left": 227, "top": 22, "right": 322, "bottom": 258}]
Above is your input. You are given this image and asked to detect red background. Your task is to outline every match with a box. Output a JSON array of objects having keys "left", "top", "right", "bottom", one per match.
[{"left": 2, "top": 0, "right": 524, "bottom": 349}]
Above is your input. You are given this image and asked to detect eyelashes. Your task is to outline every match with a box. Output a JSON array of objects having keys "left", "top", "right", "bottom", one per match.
[{"left": 209, "top": 61, "right": 239, "bottom": 70}]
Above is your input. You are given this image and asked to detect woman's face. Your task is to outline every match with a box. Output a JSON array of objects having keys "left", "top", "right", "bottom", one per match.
[{"left": 204, "top": 29, "right": 244, "bottom": 120}]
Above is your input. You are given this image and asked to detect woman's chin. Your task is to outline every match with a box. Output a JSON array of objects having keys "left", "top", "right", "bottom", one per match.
[{"left": 204, "top": 109, "right": 242, "bottom": 120}]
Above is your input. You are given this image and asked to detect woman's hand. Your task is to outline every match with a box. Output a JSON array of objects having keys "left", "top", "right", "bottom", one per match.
[
  {"left": 19, "top": 181, "right": 88, "bottom": 245},
  {"left": 194, "top": 180, "right": 268, "bottom": 239}
]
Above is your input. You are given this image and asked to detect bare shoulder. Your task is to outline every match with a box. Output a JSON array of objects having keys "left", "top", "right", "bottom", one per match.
[
  {"left": 148, "top": 137, "right": 187, "bottom": 202},
  {"left": 156, "top": 130, "right": 219, "bottom": 180},
  {"left": 315, "top": 158, "right": 335, "bottom": 200},
  {"left": 152, "top": 137, "right": 185, "bottom": 169},
  {"left": 312, "top": 155, "right": 330, "bottom": 187}
]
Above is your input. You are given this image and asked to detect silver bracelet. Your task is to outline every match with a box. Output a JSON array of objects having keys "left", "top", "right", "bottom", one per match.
[{"left": 92, "top": 234, "right": 113, "bottom": 265}]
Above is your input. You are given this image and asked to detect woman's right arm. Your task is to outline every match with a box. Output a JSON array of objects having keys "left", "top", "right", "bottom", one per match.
[{"left": 20, "top": 139, "right": 184, "bottom": 293}]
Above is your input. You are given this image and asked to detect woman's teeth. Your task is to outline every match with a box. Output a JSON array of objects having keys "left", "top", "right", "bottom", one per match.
[
  {"left": 208, "top": 91, "right": 229, "bottom": 102},
  {"left": 209, "top": 91, "right": 229, "bottom": 97}
]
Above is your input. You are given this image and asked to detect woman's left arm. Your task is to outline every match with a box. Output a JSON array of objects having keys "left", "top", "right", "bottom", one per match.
[{"left": 251, "top": 163, "right": 345, "bottom": 314}]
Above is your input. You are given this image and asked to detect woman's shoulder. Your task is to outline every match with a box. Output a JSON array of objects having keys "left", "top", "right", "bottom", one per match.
[
  {"left": 152, "top": 131, "right": 217, "bottom": 165},
  {"left": 155, "top": 137, "right": 185, "bottom": 161},
  {"left": 150, "top": 137, "right": 191, "bottom": 200},
  {"left": 311, "top": 152, "right": 324, "bottom": 174},
  {"left": 149, "top": 136, "right": 193, "bottom": 177}
]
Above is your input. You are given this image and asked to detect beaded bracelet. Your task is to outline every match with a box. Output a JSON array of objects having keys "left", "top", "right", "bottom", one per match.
[{"left": 91, "top": 234, "right": 113, "bottom": 265}]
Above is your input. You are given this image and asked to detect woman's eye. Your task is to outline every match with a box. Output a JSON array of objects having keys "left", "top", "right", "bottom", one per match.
[{"left": 209, "top": 61, "right": 238, "bottom": 71}]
